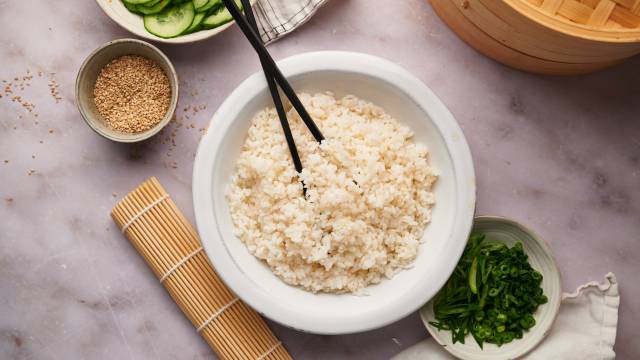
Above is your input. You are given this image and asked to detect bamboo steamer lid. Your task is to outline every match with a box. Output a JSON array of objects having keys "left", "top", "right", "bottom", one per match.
[
  {"left": 508, "top": 0, "right": 640, "bottom": 42},
  {"left": 429, "top": 0, "right": 640, "bottom": 75}
]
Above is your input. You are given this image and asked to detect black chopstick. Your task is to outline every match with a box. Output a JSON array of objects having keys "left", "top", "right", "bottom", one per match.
[
  {"left": 239, "top": 0, "right": 308, "bottom": 196},
  {"left": 222, "top": 0, "right": 324, "bottom": 143},
  {"left": 239, "top": 0, "right": 303, "bottom": 174}
]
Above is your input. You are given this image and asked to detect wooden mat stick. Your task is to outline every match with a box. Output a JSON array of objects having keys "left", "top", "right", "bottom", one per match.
[{"left": 111, "top": 177, "right": 292, "bottom": 360}]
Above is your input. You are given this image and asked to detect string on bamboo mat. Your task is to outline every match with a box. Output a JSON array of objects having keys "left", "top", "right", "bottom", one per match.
[{"left": 111, "top": 177, "right": 292, "bottom": 360}]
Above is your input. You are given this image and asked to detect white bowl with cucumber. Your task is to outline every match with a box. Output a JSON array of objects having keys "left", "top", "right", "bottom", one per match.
[{"left": 96, "top": 0, "right": 247, "bottom": 43}]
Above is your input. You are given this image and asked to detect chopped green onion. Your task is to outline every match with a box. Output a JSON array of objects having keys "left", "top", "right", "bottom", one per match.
[
  {"left": 469, "top": 257, "right": 478, "bottom": 294},
  {"left": 430, "top": 233, "right": 547, "bottom": 348}
]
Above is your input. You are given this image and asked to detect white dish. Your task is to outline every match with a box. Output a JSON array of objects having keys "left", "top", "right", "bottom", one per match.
[
  {"left": 420, "top": 216, "right": 562, "bottom": 360},
  {"left": 95, "top": 0, "right": 240, "bottom": 44},
  {"left": 192, "top": 51, "right": 476, "bottom": 334}
]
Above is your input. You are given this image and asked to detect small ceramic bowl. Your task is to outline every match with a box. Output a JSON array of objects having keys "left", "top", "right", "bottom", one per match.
[
  {"left": 420, "top": 216, "right": 562, "bottom": 360},
  {"left": 75, "top": 38, "right": 178, "bottom": 143}
]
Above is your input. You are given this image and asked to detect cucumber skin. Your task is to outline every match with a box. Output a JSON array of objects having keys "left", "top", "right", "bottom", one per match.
[
  {"left": 140, "top": 0, "right": 163, "bottom": 6},
  {"left": 143, "top": 2, "right": 196, "bottom": 38},
  {"left": 193, "top": 0, "right": 208, "bottom": 9},
  {"left": 123, "top": 1, "right": 142, "bottom": 13},
  {"left": 202, "top": 0, "right": 242, "bottom": 29},
  {"left": 122, "top": 0, "right": 155, "bottom": 5},
  {"left": 136, "top": 0, "right": 171, "bottom": 15},
  {"left": 196, "top": 0, "right": 222, "bottom": 13},
  {"left": 184, "top": 12, "right": 206, "bottom": 34},
  {"left": 202, "top": 10, "right": 232, "bottom": 29}
]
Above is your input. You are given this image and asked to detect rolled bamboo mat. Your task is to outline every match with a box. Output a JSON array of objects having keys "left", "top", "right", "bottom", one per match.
[{"left": 111, "top": 177, "right": 292, "bottom": 360}]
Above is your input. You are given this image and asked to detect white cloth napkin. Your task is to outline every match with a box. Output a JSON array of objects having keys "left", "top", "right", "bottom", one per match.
[
  {"left": 393, "top": 273, "right": 619, "bottom": 360},
  {"left": 254, "top": 0, "right": 328, "bottom": 44}
]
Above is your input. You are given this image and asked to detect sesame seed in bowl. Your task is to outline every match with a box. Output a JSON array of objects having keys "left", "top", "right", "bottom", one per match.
[
  {"left": 75, "top": 38, "right": 179, "bottom": 143},
  {"left": 93, "top": 55, "right": 172, "bottom": 134}
]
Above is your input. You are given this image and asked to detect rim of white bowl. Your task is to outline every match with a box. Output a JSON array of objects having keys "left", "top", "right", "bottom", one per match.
[{"left": 192, "top": 51, "right": 477, "bottom": 334}]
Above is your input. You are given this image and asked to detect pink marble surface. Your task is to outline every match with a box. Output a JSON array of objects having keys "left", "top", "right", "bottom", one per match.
[{"left": 1, "top": 0, "right": 639, "bottom": 359}]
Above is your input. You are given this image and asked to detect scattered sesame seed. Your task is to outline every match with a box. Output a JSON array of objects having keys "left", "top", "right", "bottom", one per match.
[{"left": 48, "top": 73, "right": 62, "bottom": 103}]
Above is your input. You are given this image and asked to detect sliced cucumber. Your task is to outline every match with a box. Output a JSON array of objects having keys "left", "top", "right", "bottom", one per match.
[
  {"left": 202, "top": 0, "right": 241, "bottom": 29},
  {"left": 184, "top": 12, "right": 205, "bottom": 33},
  {"left": 142, "top": 0, "right": 163, "bottom": 6},
  {"left": 144, "top": 2, "right": 195, "bottom": 38},
  {"left": 193, "top": 0, "right": 209, "bottom": 10},
  {"left": 123, "top": 1, "right": 142, "bottom": 13},
  {"left": 197, "top": 0, "right": 222, "bottom": 13},
  {"left": 122, "top": 0, "right": 154, "bottom": 5},
  {"left": 202, "top": 9, "right": 230, "bottom": 29},
  {"left": 137, "top": 0, "right": 171, "bottom": 15}
]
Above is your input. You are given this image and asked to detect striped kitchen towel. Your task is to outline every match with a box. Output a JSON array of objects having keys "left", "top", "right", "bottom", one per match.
[{"left": 254, "top": 0, "right": 328, "bottom": 44}]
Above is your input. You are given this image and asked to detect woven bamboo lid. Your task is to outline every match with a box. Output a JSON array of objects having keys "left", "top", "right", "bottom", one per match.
[{"left": 506, "top": 0, "right": 640, "bottom": 42}]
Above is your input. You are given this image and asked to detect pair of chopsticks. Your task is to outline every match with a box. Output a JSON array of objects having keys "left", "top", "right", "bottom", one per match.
[{"left": 224, "top": 0, "right": 324, "bottom": 195}]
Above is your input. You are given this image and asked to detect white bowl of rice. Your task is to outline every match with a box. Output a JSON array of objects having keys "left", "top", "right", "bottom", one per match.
[{"left": 193, "top": 51, "right": 476, "bottom": 334}]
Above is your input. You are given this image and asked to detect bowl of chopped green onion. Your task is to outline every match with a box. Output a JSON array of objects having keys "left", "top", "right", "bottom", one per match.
[{"left": 420, "top": 216, "right": 561, "bottom": 360}]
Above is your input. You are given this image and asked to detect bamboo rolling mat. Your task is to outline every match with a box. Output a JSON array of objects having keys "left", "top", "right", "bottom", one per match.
[{"left": 111, "top": 177, "right": 292, "bottom": 360}]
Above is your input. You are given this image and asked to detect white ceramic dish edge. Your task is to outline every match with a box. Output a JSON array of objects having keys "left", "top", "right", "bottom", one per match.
[{"left": 192, "top": 51, "right": 477, "bottom": 334}]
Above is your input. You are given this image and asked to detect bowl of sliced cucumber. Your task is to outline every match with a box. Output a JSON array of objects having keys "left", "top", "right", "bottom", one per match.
[{"left": 96, "top": 0, "right": 247, "bottom": 43}]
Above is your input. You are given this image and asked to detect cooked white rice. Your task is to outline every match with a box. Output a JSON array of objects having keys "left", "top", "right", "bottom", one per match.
[{"left": 226, "top": 92, "right": 437, "bottom": 293}]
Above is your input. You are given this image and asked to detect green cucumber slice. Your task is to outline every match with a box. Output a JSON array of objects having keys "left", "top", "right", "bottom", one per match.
[
  {"left": 184, "top": 12, "right": 205, "bottom": 33},
  {"left": 141, "top": 0, "right": 163, "bottom": 6},
  {"left": 123, "top": 1, "right": 142, "bottom": 13},
  {"left": 144, "top": 2, "right": 195, "bottom": 38},
  {"left": 122, "top": 0, "right": 154, "bottom": 5},
  {"left": 197, "top": 0, "right": 222, "bottom": 13},
  {"left": 202, "top": 0, "right": 241, "bottom": 29},
  {"left": 137, "top": 0, "right": 171, "bottom": 15},
  {"left": 202, "top": 8, "right": 231, "bottom": 28},
  {"left": 193, "top": 0, "right": 209, "bottom": 10}
]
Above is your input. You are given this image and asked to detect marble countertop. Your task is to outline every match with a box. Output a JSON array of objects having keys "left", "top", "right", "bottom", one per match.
[{"left": 1, "top": 0, "right": 639, "bottom": 359}]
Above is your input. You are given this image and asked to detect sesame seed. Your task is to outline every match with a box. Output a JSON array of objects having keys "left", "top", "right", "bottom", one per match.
[{"left": 93, "top": 55, "right": 171, "bottom": 134}]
